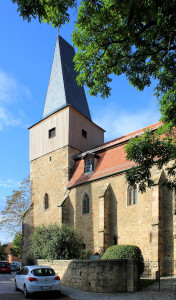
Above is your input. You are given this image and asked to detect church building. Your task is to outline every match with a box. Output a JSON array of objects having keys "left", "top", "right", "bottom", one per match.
[{"left": 22, "top": 34, "right": 176, "bottom": 275}]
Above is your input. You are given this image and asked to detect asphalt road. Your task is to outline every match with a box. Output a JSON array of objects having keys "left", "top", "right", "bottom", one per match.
[{"left": 0, "top": 272, "right": 74, "bottom": 300}]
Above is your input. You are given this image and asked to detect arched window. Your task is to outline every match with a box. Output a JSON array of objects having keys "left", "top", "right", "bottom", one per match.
[
  {"left": 82, "top": 193, "right": 90, "bottom": 214},
  {"left": 127, "top": 185, "right": 138, "bottom": 206},
  {"left": 44, "top": 193, "right": 49, "bottom": 210}
]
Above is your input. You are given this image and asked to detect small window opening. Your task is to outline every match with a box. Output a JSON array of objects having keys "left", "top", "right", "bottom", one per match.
[
  {"left": 44, "top": 193, "right": 49, "bottom": 210},
  {"left": 127, "top": 185, "right": 138, "bottom": 206},
  {"left": 84, "top": 158, "right": 93, "bottom": 174},
  {"left": 49, "top": 156, "right": 52, "bottom": 162},
  {"left": 113, "top": 235, "right": 117, "bottom": 245},
  {"left": 82, "top": 193, "right": 90, "bottom": 214},
  {"left": 49, "top": 127, "right": 56, "bottom": 139},
  {"left": 82, "top": 129, "right": 87, "bottom": 139}
]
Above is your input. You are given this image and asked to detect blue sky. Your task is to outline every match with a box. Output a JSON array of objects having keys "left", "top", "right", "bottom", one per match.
[{"left": 0, "top": 1, "right": 161, "bottom": 244}]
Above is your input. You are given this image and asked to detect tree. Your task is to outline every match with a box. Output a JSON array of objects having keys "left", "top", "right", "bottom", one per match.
[
  {"left": 0, "top": 176, "right": 31, "bottom": 234},
  {"left": 12, "top": 0, "right": 77, "bottom": 27},
  {"left": 30, "top": 224, "right": 84, "bottom": 260},
  {"left": 12, "top": 0, "right": 176, "bottom": 189},
  {"left": 10, "top": 232, "right": 22, "bottom": 258},
  {"left": 0, "top": 245, "right": 7, "bottom": 260},
  {"left": 125, "top": 127, "right": 176, "bottom": 192}
]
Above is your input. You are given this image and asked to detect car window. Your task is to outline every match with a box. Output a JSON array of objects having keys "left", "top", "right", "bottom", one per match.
[
  {"left": 32, "top": 268, "right": 55, "bottom": 276},
  {"left": 20, "top": 267, "right": 29, "bottom": 275},
  {"left": 0, "top": 262, "right": 9, "bottom": 268}
]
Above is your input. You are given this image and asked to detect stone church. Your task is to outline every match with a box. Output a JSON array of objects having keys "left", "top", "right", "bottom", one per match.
[{"left": 22, "top": 34, "right": 176, "bottom": 274}]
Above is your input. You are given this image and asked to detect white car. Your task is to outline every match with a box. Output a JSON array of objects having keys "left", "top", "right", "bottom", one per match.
[{"left": 15, "top": 265, "right": 61, "bottom": 298}]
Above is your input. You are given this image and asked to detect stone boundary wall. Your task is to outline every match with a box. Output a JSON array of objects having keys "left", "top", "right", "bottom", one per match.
[{"left": 37, "top": 259, "right": 138, "bottom": 292}]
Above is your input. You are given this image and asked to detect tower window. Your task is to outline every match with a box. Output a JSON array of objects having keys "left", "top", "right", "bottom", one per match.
[
  {"left": 127, "top": 185, "right": 138, "bottom": 206},
  {"left": 82, "top": 193, "right": 90, "bottom": 214},
  {"left": 82, "top": 129, "right": 87, "bottom": 139},
  {"left": 84, "top": 158, "right": 93, "bottom": 174},
  {"left": 44, "top": 193, "right": 49, "bottom": 210},
  {"left": 49, "top": 127, "right": 56, "bottom": 139}
]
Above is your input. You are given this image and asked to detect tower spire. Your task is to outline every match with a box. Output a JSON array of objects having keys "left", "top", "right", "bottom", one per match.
[{"left": 42, "top": 35, "right": 91, "bottom": 121}]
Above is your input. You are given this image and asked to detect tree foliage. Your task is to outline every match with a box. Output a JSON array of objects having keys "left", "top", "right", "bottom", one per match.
[
  {"left": 0, "top": 176, "right": 31, "bottom": 234},
  {"left": 30, "top": 224, "right": 84, "bottom": 260},
  {"left": 10, "top": 232, "right": 22, "bottom": 258},
  {"left": 125, "top": 126, "right": 176, "bottom": 192},
  {"left": 0, "top": 245, "right": 7, "bottom": 260},
  {"left": 12, "top": 0, "right": 77, "bottom": 27}
]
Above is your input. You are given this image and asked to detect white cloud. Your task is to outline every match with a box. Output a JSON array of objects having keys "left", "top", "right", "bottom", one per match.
[
  {"left": 0, "top": 107, "right": 23, "bottom": 130},
  {"left": 0, "top": 69, "right": 31, "bottom": 104},
  {"left": 0, "top": 68, "right": 31, "bottom": 130},
  {"left": 93, "top": 102, "right": 161, "bottom": 142},
  {"left": 0, "top": 178, "right": 21, "bottom": 189}
]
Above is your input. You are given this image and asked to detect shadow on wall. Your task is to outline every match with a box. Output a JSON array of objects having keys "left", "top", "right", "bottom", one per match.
[
  {"left": 21, "top": 203, "right": 34, "bottom": 265},
  {"left": 62, "top": 196, "right": 74, "bottom": 226},
  {"left": 159, "top": 171, "right": 174, "bottom": 276},
  {"left": 109, "top": 185, "right": 118, "bottom": 247},
  {"left": 75, "top": 183, "right": 94, "bottom": 253}
]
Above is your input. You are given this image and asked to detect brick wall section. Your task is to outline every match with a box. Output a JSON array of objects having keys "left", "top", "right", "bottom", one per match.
[{"left": 37, "top": 259, "right": 138, "bottom": 292}]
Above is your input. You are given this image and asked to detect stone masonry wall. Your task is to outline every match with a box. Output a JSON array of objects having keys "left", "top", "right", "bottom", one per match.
[
  {"left": 21, "top": 203, "right": 34, "bottom": 264},
  {"left": 68, "top": 171, "right": 154, "bottom": 261},
  {"left": 37, "top": 259, "right": 138, "bottom": 293},
  {"left": 30, "top": 145, "right": 79, "bottom": 227}
]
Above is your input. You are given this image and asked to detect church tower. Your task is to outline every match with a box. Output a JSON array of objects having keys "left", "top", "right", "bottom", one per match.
[{"left": 29, "top": 35, "right": 104, "bottom": 227}]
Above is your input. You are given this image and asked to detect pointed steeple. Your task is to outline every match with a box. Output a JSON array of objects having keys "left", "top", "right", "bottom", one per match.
[{"left": 42, "top": 35, "right": 91, "bottom": 121}]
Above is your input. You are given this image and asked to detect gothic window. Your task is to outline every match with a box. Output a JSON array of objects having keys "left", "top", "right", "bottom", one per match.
[
  {"left": 44, "top": 193, "right": 49, "bottom": 210},
  {"left": 84, "top": 158, "right": 93, "bottom": 174},
  {"left": 127, "top": 185, "right": 138, "bottom": 206},
  {"left": 82, "top": 193, "right": 90, "bottom": 214},
  {"left": 49, "top": 127, "right": 56, "bottom": 139}
]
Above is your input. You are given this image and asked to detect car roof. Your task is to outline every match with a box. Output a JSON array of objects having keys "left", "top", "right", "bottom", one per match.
[{"left": 25, "top": 265, "right": 53, "bottom": 270}]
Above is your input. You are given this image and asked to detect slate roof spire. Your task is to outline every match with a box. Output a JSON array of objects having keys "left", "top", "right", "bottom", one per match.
[{"left": 42, "top": 35, "right": 91, "bottom": 120}]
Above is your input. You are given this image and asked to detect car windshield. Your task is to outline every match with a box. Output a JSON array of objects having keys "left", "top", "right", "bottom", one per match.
[
  {"left": 0, "top": 262, "right": 9, "bottom": 268},
  {"left": 32, "top": 268, "right": 55, "bottom": 276}
]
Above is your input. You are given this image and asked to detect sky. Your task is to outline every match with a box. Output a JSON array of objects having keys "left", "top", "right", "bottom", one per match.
[{"left": 0, "top": 1, "right": 161, "bottom": 244}]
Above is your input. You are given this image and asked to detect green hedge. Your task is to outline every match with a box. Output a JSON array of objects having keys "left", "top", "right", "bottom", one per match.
[{"left": 102, "top": 245, "right": 144, "bottom": 275}]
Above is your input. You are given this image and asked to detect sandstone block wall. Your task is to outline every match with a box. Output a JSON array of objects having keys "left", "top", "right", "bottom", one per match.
[
  {"left": 37, "top": 259, "right": 138, "bottom": 292},
  {"left": 68, "top": 172, "right": 153, "bottom": 261},
  {"left": 30, "top": 145, "right": 79, "bottom": 227}
]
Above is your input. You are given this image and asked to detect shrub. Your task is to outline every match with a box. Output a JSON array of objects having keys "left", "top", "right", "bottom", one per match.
[
  {"left": 102, "top": 245, "right": 144, "bottom": 276},
  {"left": 30, "top": 224, "right": 84, "bottom": 260},
  {"left": 24, "top": 253, "right": 36, "bottom": 266}
]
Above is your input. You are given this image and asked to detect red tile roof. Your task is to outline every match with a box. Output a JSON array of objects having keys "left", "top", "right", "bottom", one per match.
[{"left": 67, "top": 122, "right": 162, "bottom": 188}]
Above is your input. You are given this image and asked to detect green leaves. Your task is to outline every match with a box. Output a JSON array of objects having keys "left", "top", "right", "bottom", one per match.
[
  {"left": 30, "top": 224, "right": 84, "bottom": 260},
  {"left": 72, "top": 0, "right": 176, "bottom": 127},
  {"left": 125, "top": 126, "right": 176, "bottom": 192},
  {"left": 10, "top": 232, "right": 22, "bottom": 258},
  {"left": 12, "top": 0, "right": 77, "bottom": 27}
]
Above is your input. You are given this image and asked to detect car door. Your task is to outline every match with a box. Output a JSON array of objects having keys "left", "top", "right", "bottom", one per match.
[{"left": 17, "top": 267, "right": 28, "bottom": 290}]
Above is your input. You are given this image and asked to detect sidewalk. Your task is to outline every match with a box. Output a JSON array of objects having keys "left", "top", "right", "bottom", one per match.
[{"left": 61, "top": 285, "right": 176, "bottom": 300}]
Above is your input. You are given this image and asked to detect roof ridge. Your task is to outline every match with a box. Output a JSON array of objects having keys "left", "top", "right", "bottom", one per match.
[{"left": 74, "top": 122, "right": 162, "bottom": 159}]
